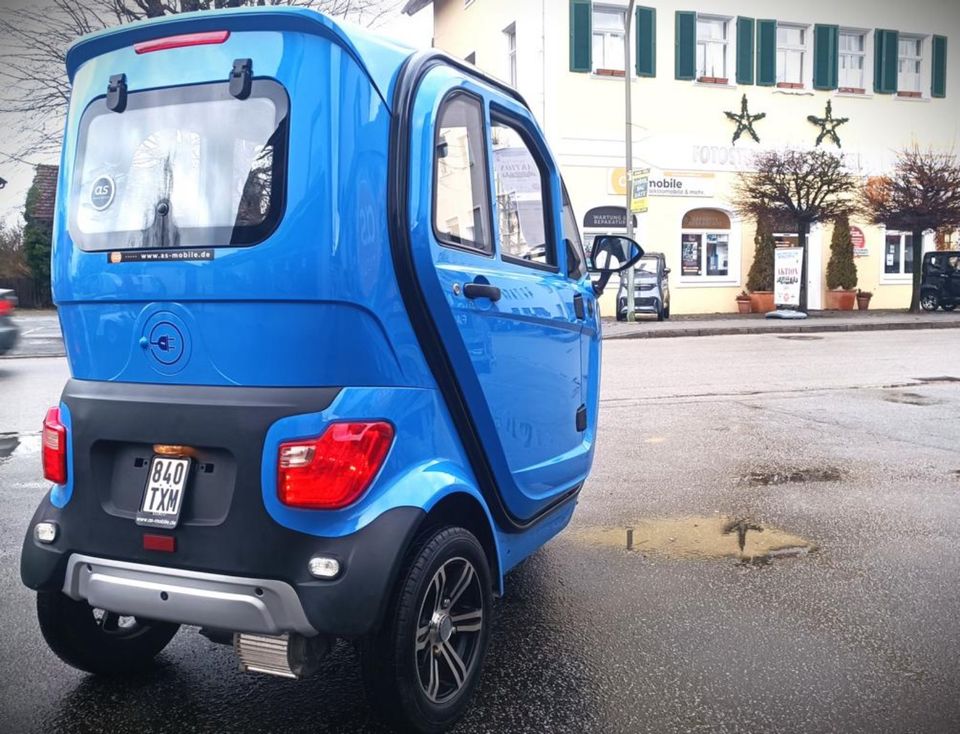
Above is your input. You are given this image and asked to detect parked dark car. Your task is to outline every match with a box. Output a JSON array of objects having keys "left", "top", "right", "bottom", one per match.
[
  {"left": 616, "top": 252, "right": 670, "bottom": 321},
  {"left": 920, "top": 251, "right": 960, "bottom": 311},
  {"left": 0, "top": 289, "right": 19, "bottom": 356}
]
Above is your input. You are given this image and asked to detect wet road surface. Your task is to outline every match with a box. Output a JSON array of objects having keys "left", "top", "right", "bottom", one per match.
[{"left": 2, "top": 330, "right": 960, "bottom": 733}]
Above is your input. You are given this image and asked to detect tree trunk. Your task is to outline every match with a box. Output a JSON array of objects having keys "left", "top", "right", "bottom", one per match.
[
  {"left": 798, "top": 221, "right": 809, "bottom": 312},
  {"left": 909, "top": 227, "right": 925, "bottom": 312}
]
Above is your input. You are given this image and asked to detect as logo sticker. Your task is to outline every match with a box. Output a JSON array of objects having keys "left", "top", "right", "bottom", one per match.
[{"left": 90, "top": 175, "right": 115, "bottom": 211}]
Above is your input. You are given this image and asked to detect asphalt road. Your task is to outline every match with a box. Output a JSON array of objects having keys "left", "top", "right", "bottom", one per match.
[{"left": 2, "top": 331, "right": 959, "bottom": 733}]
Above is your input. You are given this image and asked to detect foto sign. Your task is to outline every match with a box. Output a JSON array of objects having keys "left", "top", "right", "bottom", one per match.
[
  {"left": 630, "top": 169, "right": 649, "bottom": 214},
  {"left": 775, "top": 248, "right": 803, "bottom": 307}
]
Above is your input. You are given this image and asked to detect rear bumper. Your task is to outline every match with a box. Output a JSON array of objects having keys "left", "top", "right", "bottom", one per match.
[{"left": 23, "top": 499, "right": 424, "bottom": 638}]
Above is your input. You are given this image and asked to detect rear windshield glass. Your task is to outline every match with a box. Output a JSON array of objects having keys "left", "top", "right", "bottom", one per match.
[{"left": 69, "top": 79, "right": 288, "bottom": 251}]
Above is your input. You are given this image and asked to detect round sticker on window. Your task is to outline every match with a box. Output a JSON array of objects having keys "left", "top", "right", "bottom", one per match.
[{"left": 90, "top": 175, "right": 115, "bottom": 211}]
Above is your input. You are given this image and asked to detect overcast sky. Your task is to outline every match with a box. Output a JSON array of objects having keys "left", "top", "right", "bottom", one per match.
[{"left": 0, "top": 1, "right": 432, "bottom": 224}]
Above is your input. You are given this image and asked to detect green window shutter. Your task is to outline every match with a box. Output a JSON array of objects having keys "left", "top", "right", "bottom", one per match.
[
  {"left": 813, "top": 24, "right": 839, "bottom": 90},
  {"left": 569, "top": 0, "right": 592, "bottom": 73},
  {"left": 932, "top": 35, "right": 947, "bottom": 98},
  {"left": 736, "top": 17, "right": 755, "bottom": 84},
  {"left": 874, "top": 29, "right": 899, "bottom": 94},
  {"left": 756, "top": 19, "right": 776, "bottom": 86},
  {"left": 675, "top": 11, "right": 696, "bottom": 80},
  {"left": 636, "top": 6, "right": 656, "bottom": 77}
]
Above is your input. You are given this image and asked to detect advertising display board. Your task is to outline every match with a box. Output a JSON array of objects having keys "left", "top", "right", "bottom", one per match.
[{"left": 775, "top": 247, "right": 804, "bottom": 307}]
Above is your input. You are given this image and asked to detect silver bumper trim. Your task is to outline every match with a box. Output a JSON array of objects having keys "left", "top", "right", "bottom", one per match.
[{"left": 62, "top": 554, "right": 317, "bottom": 636}]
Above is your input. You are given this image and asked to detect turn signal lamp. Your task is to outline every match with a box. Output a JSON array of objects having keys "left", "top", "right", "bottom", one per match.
[
  {"left": 134, "top": 30, "right": 230, "bottom": 54},
  {"left": 278, "top": 422, "right": 394, "bottom": 510},
  {"left": 42, "top": 407, "right": 67, "bottom": 485}
]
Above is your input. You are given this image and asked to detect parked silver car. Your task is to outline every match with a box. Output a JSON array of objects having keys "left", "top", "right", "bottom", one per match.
[
  {"left": 0, "top": 289, "right": 19, "bottom": 355},
  {"left": 616, "top": 252, "right": 670, "bottom": 321}
]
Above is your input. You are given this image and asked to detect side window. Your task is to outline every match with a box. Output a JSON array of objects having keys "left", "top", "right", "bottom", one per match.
[
  {"left": 490, "top": 120, "right": 555, "bottom": 267},
  {"left": 561, "top": 184, "right": 587, "bottom": 280},
  {"left": 434, "top": 94, "right": 493, "bottom": 252}
]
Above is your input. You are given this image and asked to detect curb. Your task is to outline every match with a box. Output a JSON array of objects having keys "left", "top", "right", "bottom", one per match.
[{"left": 602, "top": 319, "right": 960, "bottom": 340}]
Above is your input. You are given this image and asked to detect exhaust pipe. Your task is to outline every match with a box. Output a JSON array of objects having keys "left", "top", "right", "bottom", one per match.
[{"left": 234, "top": 632, "right": 330, "bottom": 679}]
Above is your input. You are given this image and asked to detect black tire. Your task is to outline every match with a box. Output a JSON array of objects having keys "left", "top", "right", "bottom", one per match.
[
  {"left": 663, "top": 302, "right": 670, "bottom": 319},
  {"left": 616, "top": 299, "right": 626, "bottom": 322},
  {"left": 36, "top": 592, "right": 179, "bottom": 676},
  {"left": 920, "top": 291, "right": 939, "bottom": 311},
  {"left": 361, "top": 527, "right": 492, "bottom": 733},
  {"left": 656, "top": 301, "right": 664, "bottom": 322}
]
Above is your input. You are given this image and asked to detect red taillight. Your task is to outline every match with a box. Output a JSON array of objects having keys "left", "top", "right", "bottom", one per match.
[
  {"left": 134, "top": 30, "right": 230, "bottom": 54},
  {"left": 0, "top": 299, "right": 12, "bottom": 316},
  {"left": 278, "top": 422, "right": 394, "bottom": 509},
  {"left": 42, "top": 407, "right": 67, "bottom": 485}
]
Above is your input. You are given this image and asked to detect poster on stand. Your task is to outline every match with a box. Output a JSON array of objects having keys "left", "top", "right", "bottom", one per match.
[{"left": 774, "top": 247, "right": 803, "bottom": 307}]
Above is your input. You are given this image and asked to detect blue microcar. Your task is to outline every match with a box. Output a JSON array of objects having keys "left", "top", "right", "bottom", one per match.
[{"left": 20, "top": 7, "right": 641, "bottom": 731}]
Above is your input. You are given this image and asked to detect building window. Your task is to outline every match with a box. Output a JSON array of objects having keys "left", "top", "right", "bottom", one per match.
[
  {"left": 680, "top": 208, "right": 732, "bottom": 280},
  {"left": 504, "top": 23, "right": 517, "bottom": 87},
  {"left": 839, "top": 30, "right": 866, "bottom": 91},
  {"left": 898, "top": 36, "right": 923, "bottom": 95},
  {"left": 433, "top": 94, "right": 492, "bottom": 253},
  {"left": 592, "top": 5, "right": 626, "bottom": 75},
  {"left": 776, "top": 24, "right": 807, "bottom": 87},
  {"left": 696, "top": 16, "right": 729, "bottom": 82},
  {"left": 884, "top": 231, "right": 915, "bottom": 276},
  {"left": 491, "top": 120, "right": 554, "bottom": 267}
]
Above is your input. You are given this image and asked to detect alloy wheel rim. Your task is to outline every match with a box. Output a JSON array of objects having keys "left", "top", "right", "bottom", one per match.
[{"left": 415, "top": 556, "right": 484, "bottom": 704}]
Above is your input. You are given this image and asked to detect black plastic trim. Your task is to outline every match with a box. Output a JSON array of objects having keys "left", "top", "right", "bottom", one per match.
[{"left": 387, "top": 50, "right": 582, "bottom": 533}]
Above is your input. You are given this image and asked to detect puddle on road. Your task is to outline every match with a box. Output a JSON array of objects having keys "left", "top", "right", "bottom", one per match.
[
  {"left": 741, "top": 467, "right": 844, "bottom": 486},
  {"left": 0, "top": 432, "right": 41, "bottom": 464},
  {"left": 576, "top": 516, "right": 814, "bottom": 564},
  {"left": 882, "top": 391, "right": 942, "bottom": 406}
]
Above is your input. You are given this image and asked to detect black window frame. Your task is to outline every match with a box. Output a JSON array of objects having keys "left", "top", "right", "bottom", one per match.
[
  {"left": 488, "top": 107, "right": 559, "bottom": 273},
  {"left": 68, "top": 78, "right": 290, "bottom": 253},
  {"left": 431, "top": 90, "right": 495, "bottom": 257},
  {"left": 561, "top": 180, "right": 587, "bottom": 280}
]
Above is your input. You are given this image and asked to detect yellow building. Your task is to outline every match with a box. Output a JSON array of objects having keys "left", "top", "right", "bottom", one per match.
[{"left": 404, "top": 0, "right": 960, "bottom": 314}]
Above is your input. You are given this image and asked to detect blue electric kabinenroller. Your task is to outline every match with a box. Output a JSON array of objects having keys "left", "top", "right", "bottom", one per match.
[{"left": 19, "top": 7, "right": 641, "bottom": 731}]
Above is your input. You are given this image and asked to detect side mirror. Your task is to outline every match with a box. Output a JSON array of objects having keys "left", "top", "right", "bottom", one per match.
[
  {"left": 663, "top": 267, "right": 671, "bottom": 276},
  {"left": 589, "top": 235, "right": 644, "bottom": 296}
]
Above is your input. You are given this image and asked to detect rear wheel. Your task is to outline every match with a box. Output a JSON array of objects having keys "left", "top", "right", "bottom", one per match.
[
  {"left": 616, "top": 298, "right": 626, "bottom": 322},
  {"left": 361, "top": 527, "right": 491, "bottom": 733},
  {"left": 663, "top": 302, "right": 671, "bottom": 320},
  {"left": 920, "top": 291, "right": 939, "bottom": 311},
  {"left": 36, "top": 592, "right": 179, "bottom": 675}
]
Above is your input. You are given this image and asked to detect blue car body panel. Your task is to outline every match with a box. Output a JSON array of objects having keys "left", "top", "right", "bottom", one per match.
[{"left": 40, "top": 7, "right": 603, "bottom": 598}]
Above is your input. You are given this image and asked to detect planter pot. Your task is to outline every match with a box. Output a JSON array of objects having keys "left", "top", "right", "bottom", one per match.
[
  {"left": 749, "top": 291, "right": 775, "bottom": 313},
  {"left": 736, "top": 299, "right": 752, "bottom": 314},
  {"left": 825, "top": 289, "right": 857, "bottom": 310},
  {"left": 857, "top": 294, "right": 872, "bottom": 310}
]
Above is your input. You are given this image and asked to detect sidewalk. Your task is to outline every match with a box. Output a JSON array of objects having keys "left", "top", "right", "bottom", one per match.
[{"left": 601, "top": 309, "right": 960, "bottom": 340}]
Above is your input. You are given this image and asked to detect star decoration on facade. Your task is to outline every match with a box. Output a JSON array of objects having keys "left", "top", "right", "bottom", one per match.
[
  {"left": 807, "top": 100, "right": 849, "bottom": 148},
  {"left": 724, "top": 94, "right": 766, "bottom": 144}
]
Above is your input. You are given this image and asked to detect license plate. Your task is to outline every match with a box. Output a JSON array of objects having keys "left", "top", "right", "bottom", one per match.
[{"left": 136, "top": 456, "right": 191, "bottom": 529}]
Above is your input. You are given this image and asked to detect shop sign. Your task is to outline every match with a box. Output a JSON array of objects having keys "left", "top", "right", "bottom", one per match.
[
  {"left": 583, "top": 206, "right": 636, "bottom": 230},
  {"left": 609, "top": 167, "right": 628, "bottom": 195},
  {"left": 850, "top": 225, "right": 868, "bottom": 257},
  {"left": 648, "top": 171, "right": 716, "bottom": 198},
  {"left": 775, "top": 247, "right": 804, "bottom": 307},
  {"left": 630, "top": 169, "right": 649, "bottom": 213},
  {"left": 493, "top": 147, "right": 541, "bottom": 194}
]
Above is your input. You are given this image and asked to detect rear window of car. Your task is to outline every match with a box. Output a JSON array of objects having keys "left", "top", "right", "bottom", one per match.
[{"left": 69, "top": 79, "right": 289, "bottom": 251}]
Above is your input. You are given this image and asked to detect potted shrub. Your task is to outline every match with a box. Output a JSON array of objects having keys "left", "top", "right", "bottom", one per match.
[
  {"left": 736, "top": 290, "right": 752, "bottom": 314},
  {"left": 825, "top": 214, "right": 858, "bottom": 310},
  {"left": 746, "top": 215, "right": 776, "bottom": 313},
  {"left": 857, "top": 289, "right": 873, "bottom": 310}
]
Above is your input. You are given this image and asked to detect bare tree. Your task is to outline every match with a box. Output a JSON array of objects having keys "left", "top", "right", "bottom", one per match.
[
  {"left": 0, "top": 222, "right": 29, "bottom": 279},
  {"left": 0, "top": 0, "right": 399, "bottom": 162},
  {"left": 860, "top": 146, "right": 960, "bottom": 312},
  {"left": 732, "top": 149, "right": 858, "bottom": 311}
]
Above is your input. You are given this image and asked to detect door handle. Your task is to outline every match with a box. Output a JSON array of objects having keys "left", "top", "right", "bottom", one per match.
[
  {"left": 573, "top": 294, "right": 585, "bottom": 320},
  {"left": 463, "top": 283, "right": 502, "bottom": 302}
]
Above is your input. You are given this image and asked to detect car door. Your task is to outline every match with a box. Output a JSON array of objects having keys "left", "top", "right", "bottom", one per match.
[{"left": 406, "top": 71, "right": 590, "bottom": 521}]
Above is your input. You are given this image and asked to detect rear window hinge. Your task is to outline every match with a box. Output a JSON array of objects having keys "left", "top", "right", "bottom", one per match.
[
  {"left": 229, "top": 58, "right": 252, "bottom": 100},
  {"left": 106, "top": 73, "right": 127, "bottom": 113}
]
